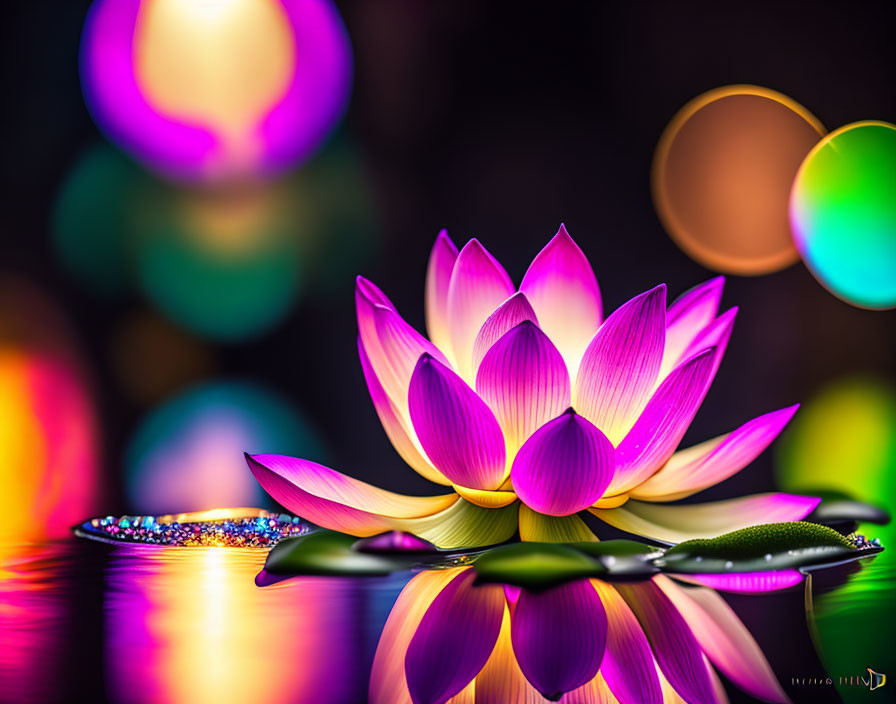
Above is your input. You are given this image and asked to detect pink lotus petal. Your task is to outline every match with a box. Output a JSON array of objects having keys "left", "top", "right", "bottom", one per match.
[
  {"left": 519, "top": 225, "right": 603, "bottom": 377},
  {"left": 575, "top": 285, "right": 666, "bottom": 445},
  {"left": 356, "top": 279, "right": 449, "bottom": 424},
  {"left": 370, "top": 568, "right": 466, "bottom": 704},
  {"left": 681, "top": 307, "right": 737, "bottom": 387},
  {"left": 358, "top": 337, "right": 451, "bottom": 486},
  {"left": 656, "top": 576, "right": 792, "bottom": 703},
  {"left": 632, "top": 405, "right": 799, "bottom": 501},
  {"left": 476, "top": 321, "right": 571, "bottom": 455},
  {"left": 511, "top": 409, "right": 614, "bottom": 516},
  {"left": 511, "top": 580, "right": 607, "bottom": 701},
  {"left": 406, "top": 568, "right": 505, "bottom": 704},
  {"left": 615, "top": 580, "right": 717, "bottom": 704},
  {"left": 447, "top": 239, "right": 515, "bottom": 381},
  {"left": 425, "top": 230, "right": 459, "bottom": 361},
  {"left": 662, "top": 277, "right": 724, "bottom": 376},
  {"left": 356, "top": 275, "right": 397, "bottom": 311},
  {"left": 471, "top": 292, "right": 539, "bottom": 373},
  {"left": 245, "top": 454, "right": 457, "bottom": 536},
  {"left": 592, "top": 580, "right": 662, "bottom": 704},
  {"left": 353, "top": 531, "right": 438, "bottom": 554},
  {"left": 591, "top": 494, "right": 821, "bottom": 544},
  {"left": 608, "top": 348, "right": 716, "bottom": 495},
  {"left": 671, "top": 571, "right": 805, "bottom": 594},
  {"left": 409, "top": 354, "right": 507, "bottom": 490}
]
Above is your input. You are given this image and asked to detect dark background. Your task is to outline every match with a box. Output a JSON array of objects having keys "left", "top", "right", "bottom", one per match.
[{"left": 1, "top": 0, "right": 895, "bottom": 508}]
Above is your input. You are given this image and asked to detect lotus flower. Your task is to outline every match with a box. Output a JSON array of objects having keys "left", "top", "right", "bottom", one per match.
[
  {"left": 369, "top": 566, "right": 790, "bottom": 704},
  {"left": 247, "top": 226, "right": 819, "bottom": 548}
]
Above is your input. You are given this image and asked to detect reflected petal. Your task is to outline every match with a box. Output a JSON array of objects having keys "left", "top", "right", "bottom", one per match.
[
  {"left": 591, "top": 493, "right": 821, "bottom": 544},
  {"left": 512, "top": 410, "right": 614, "bottom": 517},
  {"left": 512, "top": 580, "right": 607, "bottom": 700},
  {"left": 672, "top": 571, "right": 805, "bottom": 594},
  {"left": 358, "top": 337, "right": 450, "bottom": 486},
  {"left": 560, "top": 673, "right": 620, "bottom": 704},
  {"left": 246, "top": 454, "right": 457, "bottom": 536},
  {"left": 519, "top": 225, "right": 602, "bottom": 377},
  {"left": 425, "top": 230, "right": 460, "bottom": 361},
  {"left": 410, "top": 355, "right": 506, "bottom": 490},
  {"left": 631, "top": 405, "right": 799, "bottom": 501},
  {"left": 592, "top": 581, "right": 662, "bottom": 704},
  {"left": 615, "top": 580, "right": 717, "bottom": 704},
  {"left": 448, "top": 239, "right": 515, "bottom": 381},
  {"left": 476, "top": 321, "right": 570, "bottom": 455},
  {"left": 406, "top": 569, "right": 505, "bottom": 704},
  {"left": 575, "top": 285, "right": 666, "bottom": 445},
  {"left": 518, "top": 504, "right": 597, "bottom": 542},
  {"left": 655, "top": 576, "right": 791, "bottom": 703},
  {"left": 661, "top": 277, "right": 724, "bottom": 377},
  {"left": 472, "top": 292, "right": 539, "bottom": 373},
  {"left": 609, "top": 349, "right": 716, "bottom": 495},
  {"left": 474, "top": 603, "right": 543, "bottom": 704},
  {"left": 371, "top": 568, "right": 466, "bottom": 704}
]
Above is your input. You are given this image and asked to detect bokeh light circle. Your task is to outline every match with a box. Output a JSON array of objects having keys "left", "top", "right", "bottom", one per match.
[
  {"left": 125, "top": 381, "right": 324, "bottom": 515},
  {"left": 79, "top": 0, "right": 352, "bottom": 183},
  {"left": 790, "top": 121, "right": 896, "bottom": 309},
  {"left": 0, "top": 278, "right": 100, "bottom": 541},
  {"left": 776, "top": 375, "right": 896, "bottom": 509},
  {"left": 653, "top": 85, "right": 826, "bottom": 275}
]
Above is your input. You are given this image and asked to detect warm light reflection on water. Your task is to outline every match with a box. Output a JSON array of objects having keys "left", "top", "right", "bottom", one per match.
[
  {"left": 104, "top": 545, "right": 392, "bottom": 704},
  {"left": 0, "top": 546, "right": 68, "bottom": 704}
]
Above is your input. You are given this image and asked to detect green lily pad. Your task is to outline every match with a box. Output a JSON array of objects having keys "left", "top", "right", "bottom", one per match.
[
  {"left": 657, "top": 522, "right": 876, "bottom": 574},
  {"left": 260, "top": 531, "right": 402, "bottom": 579},
  {"left": 473, "top": 542, "right": 605, "bottom": 592}
]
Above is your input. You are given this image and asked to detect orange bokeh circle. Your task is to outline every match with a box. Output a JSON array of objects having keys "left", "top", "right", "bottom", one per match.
[{"left": 652, "top": 85, "right": 826, "bottom": 275}]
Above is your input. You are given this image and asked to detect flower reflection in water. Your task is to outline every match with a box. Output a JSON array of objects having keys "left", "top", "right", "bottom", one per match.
[
  {"left": 371, "top": 567, "right": 790, "bottom": 704},
  {"left": 104, "top": 546, "right": 373, "bottom": 704},
  {"left": 0, "top": 546, "right": 69, "bottom": 704}
]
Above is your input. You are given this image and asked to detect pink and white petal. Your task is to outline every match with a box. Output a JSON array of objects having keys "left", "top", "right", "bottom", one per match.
[
  {"left": 425, "top": 230, "right": 460, "bottom": 361},
  {"left": 614, "top": 580, "right": 718, "bottom": 704},
  {"left": 512, "top": 410, "right": 614, "bottom": 517},
  {"left": 679, "top": 307, "right": 738, "bottom": 387},
  {"left": 370, "top": 568, "right": 470, "bottom": 704},
  {"left": 662, "top": 277, "right": 724, "bottom": 377},
  {"left": 519, "top": 225, "right": 603, "bottom": 377},
  {"left": 591, "top": 494, "right": 821, "bottom": 545},
  {"left": 518, "top": 504, "right": 597, "bottom": 542},
  {"left": 406, "top": 568, "right": 505, "bottom": 704},
  {"left": 476, "top": 321, "right": 570, "bottom": 454},
  {"left": 447, "top": 239, "right": 515, "bottom": 382},
  {"left": 631, "top": 405, "right": 799, "bottom": 501},
  {"left": 511, "top": 580, "right": 607, "bottom": 701},
  {"left": 471, "top": 292, "right": 539, "bottom": 373},
  {"left": 358, "top": 337, "right": 451, "bottom": 486},
  {"left": 474, "top": 603, "right": 544, "bottom": 704},
  {"left": 591, "top": 580, "right": 662, "bottom": 704},
  {"left": 246, "top": 454, "right": 458, "bottom": 537},
  {"left": 608, "top": 348, "right": 716, "bottom": 495},
  {"left": 357, "top": 280, "right": 449, "bottom": 420},
  {"left": 575, "top": 285, "right": 666, "bottom": 445},
  {"left": 389, "top": 498, "right": 520, "bottom": 549},
  {"left": 656, "top": 576, "right": 790, "bottom": 703},
  {"left": 410, "top": 354, "right": 507, "bottom": 490}
]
